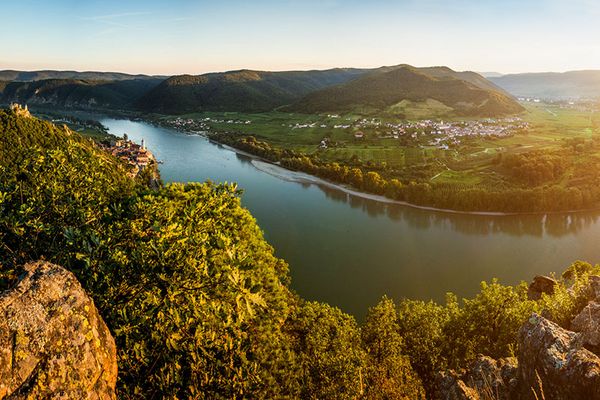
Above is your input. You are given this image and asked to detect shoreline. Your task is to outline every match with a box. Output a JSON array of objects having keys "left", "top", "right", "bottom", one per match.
[
  {"left": 99, "top": 114, "right": 600, "bottom": 217},
  {"left": 209, "top": 139, "right": 600, "bottom": 217}
]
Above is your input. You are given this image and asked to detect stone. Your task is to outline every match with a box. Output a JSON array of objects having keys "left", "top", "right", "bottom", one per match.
[
  {"left": 571, "top": 301, "right": 600, "bottom": 348},
  {"left": 527, "top": 275, "right": 557, "bottom": 300},
  {"left": 434, "top": 370, "right": 479, "bottom": 400},
  {"left": 434, "top": 355, "right": 517, "bottom": 400},
  {"left": 517, "top": 313, "right": 600, "bottom": 399},
  {"left": 586, "top": 275, "right": 600, "bottom": 300},
  {"left": 463, "top": 355, "right": 517, "bottom": 400},
  {"left": 0, "top": 261, "right": 117, "bottom": 399}
]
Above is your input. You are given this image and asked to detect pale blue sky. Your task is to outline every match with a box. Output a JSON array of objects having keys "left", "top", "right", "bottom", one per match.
[{"left": 2, "top": 0, "right": 600, "bottom": 75}]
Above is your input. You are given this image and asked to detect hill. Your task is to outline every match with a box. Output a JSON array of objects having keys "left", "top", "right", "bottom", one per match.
[
  {"left": 287, "top": 65, "right": 524, "bottom": 117},
  {"left": 0, "top": 78, "right": 164, "bottom": 110},
  {"left": 490, "top": 70, "right": 600, "bottom": 99},
  {"left": 0, "top": 69, "right": 166, "bottom": 81},
  {"left": 135, "top": 68, "right": 368, "bottom": 113}
]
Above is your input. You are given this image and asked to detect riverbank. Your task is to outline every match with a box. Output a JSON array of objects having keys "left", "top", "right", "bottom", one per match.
[
  {"left": 248, "top": 159, "right": 513, "bottom": 216},
  {"left": 210, "top": 137, "right": 600, "bottom": 217}
]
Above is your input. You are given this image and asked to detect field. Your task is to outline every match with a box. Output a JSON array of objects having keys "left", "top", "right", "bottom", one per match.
[{"left": 154, "top": 101, "right": 600, "bottom": 188}]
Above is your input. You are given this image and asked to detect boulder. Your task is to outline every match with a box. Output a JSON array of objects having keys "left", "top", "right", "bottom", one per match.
[
  {"left": 527, "top": 275, "right": 557, "bottom": 300},
  {"left": 517, "top": 313, "right": 600, "bottom": 399},
  {"left": 0, "top": 261, "right": 117, "bottom": 399},
  {"left": 571, "top": 301, "right": 600, "bottom": 348},
  {"left": 584, "top": 275, "right": 600, "bottom": 301}
]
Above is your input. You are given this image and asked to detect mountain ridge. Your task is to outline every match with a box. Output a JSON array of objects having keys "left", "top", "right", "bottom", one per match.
[
  {"left": 0, "top": 65, "right": 523, "bottom": 117},
  {"left": 286, "top": 65, "right": 523, "bottom": 117},
  {"left": 135, "top": 67, "right": 369, "bottom": 113}
]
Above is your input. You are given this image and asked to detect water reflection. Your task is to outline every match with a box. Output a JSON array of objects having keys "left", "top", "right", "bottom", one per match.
[{"left": 317, "top": 183, "right": 600, "bottom": 238}]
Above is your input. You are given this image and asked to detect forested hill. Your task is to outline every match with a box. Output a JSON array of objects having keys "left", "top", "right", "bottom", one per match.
[
  {"left": 287, "top": 65, "right": 524, "bottom": 117},
  {"left": 0, "top": 65, "right": 524, "bottom": 117},
  {"left": 0, "top": 78, "right": 163, "bottom": 110},
  {"left": 134, "top": 68, "right": 368, "bottom": 113}
]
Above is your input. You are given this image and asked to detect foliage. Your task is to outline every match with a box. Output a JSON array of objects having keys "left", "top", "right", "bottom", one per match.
[
  {"left": 0, "top": 109, "right": 290, "bottom": 398},
  {"left": 362, "top": 297, "right": 425, "bottom": 399},
  {"left": 285, "top": 301, "right": 366, "bottom": 399}
]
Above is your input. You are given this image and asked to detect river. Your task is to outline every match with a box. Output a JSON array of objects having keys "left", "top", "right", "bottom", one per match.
[{"left": 100, "top": 117, "right": 600, "bottom": 319}]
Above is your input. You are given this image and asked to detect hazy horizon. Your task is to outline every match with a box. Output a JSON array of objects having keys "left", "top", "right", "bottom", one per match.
[
  {"left": 3, "top": 0, "right": 600, "bottom": 76},
  {"left": 3, "top": 64, "right": 600, "bottom": 77}
]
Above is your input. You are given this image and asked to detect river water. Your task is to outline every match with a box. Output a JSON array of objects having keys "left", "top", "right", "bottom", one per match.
[{"left": 100, "top": 117, "right": 600, "bottom": 318}]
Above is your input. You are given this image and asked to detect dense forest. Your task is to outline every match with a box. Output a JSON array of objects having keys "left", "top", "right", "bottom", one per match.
[{"left": 1, "top": 109, "right": 598, "bottom": 398}]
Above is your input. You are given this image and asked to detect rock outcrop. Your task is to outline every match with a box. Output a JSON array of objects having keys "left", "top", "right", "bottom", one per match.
[
  {"left": 571, "top": 301, "right": 600, "bottom": 348},
  {"left": 518, "top": 314, "right": 600, "bottom": 399},
  {"left": 434, "top": 355, "right": 517, "bottom": 400},
  {"left": 437, "top": 275, "right": 600, "bottom": 400},
  {"left": 0, "top": 261, "right": 117, "bottom": 399}
]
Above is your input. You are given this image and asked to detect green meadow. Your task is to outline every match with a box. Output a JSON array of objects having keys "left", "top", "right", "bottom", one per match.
[{"left": 156, "top": 101, "right": 600, "bottom": 188}]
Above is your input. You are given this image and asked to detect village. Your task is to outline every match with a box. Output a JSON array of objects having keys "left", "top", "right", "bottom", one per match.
[
  {"left": 317, "top": 116, "right": 530, "bottom": 149},
  {"left": 155, "top": 111, "right": 530, "bottom": 151},
  {"left": 160, "top": 116, "right": 252, "bottom": 133},
  {"left": 99, "top": 135, "right": 156, "bottom": 178}
]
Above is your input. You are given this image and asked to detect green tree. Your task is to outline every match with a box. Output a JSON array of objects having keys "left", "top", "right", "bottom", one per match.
[
  {"left": 286, "top": 301, "right": 366, "bottom": 400},
  {"left": 362, "top": 297, "right": 424, "bottom": 399}
]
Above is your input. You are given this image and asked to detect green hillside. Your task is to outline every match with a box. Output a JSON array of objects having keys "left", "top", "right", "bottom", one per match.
[
  {"left": 0, "top": 78, "right": 163, "bottom": 109},
  {"left": 287, "top": 65, "right": 524, "bottom": 117},
  {"left": 135, "top": 68, "right": 368, "bottom": 113},
  {"left": 0, "top": 66, "right": 523, "bottom": 117}
]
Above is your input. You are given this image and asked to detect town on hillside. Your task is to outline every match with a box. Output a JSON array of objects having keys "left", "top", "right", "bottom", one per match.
[{"left": 99, "top": 135, "right": 156, "bottom": 178}]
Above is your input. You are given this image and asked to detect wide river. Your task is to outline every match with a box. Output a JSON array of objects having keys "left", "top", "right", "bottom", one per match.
[{"left": 101, "top": 117, "right": 600, "bottom": 318}]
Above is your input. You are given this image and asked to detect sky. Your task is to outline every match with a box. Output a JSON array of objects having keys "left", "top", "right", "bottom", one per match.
[{"left": 2, "top": 0, "right": 600, "bottom": 75}]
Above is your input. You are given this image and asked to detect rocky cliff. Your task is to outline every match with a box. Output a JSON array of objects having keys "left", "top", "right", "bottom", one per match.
[
  {"left": 435, "top": 275, "right": 600, "bottom": 400},
  {"left": 0, "top": 261, "right": 117, "bottom": 399}
]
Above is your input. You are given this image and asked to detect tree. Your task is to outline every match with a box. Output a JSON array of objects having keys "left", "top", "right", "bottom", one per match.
[
  {"left": 286, "top": 301, "right": 366, "bottom": 400},
  {"left": 348, "top": 167, "right": 364, "bottom": 188},
  {"left": 362, "top": 297, "right": 425, "bottom": 399}
]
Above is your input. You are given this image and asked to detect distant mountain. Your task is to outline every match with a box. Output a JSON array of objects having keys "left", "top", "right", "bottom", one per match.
[
  {"left": 135, "top": 68, "right": 368, "bottom": 113},
  {"left": 287, "top": 65, "right": 523, "bottom": 117},
  {"left": 0, "top": 78, "right": 164, "bottom": 110},
  {"left": 0, "top": 65, "right": 526, "bottom": 117},
  {"left": 489, "top": 70, "right": 600, "bottom": 99},
  {"left": 0, "top": 70, "right": 166, "bottom": 82},
  {"left": 478, "top": 72, "right": 504, "bottom": 78}
]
